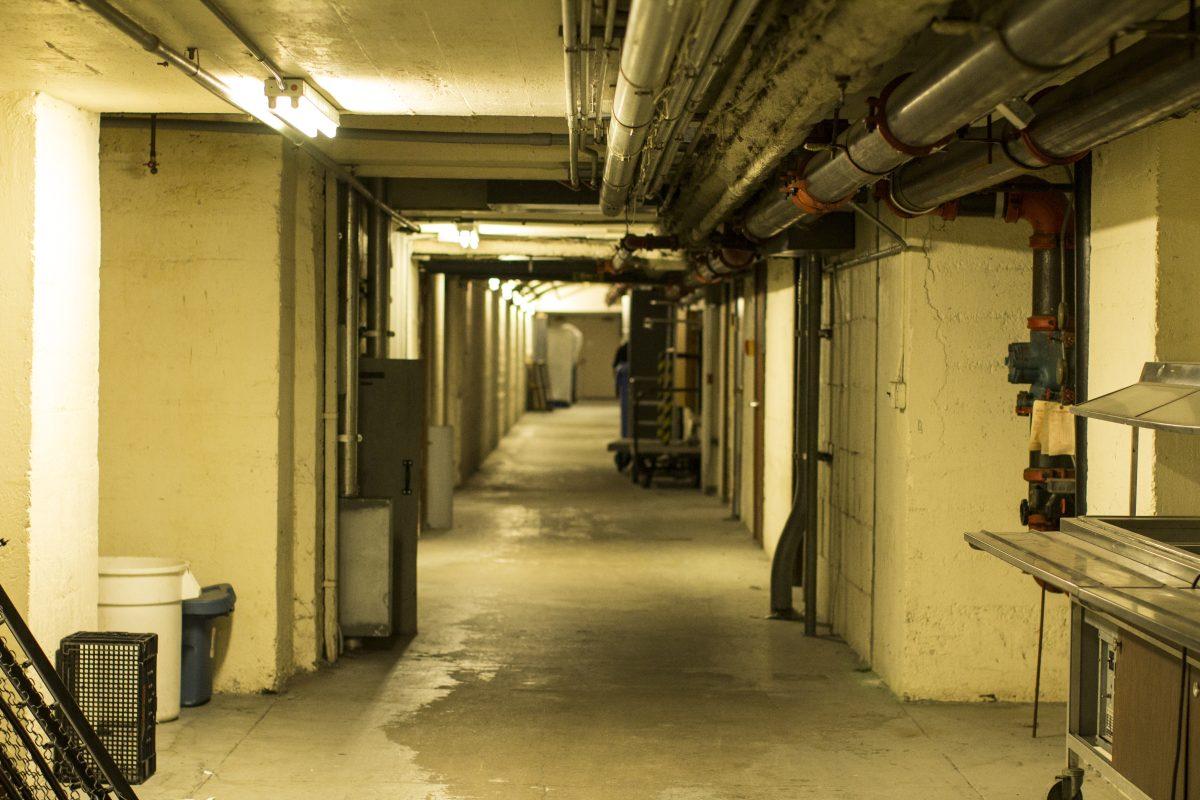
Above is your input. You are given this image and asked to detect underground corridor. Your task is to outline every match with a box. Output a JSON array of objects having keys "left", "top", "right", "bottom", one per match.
[
  {"left": 4, "top": 1, "right": 1200, "bottom": 799},
  {"left": 141, "top": 403, "right": 1086, "bottom": 799}
]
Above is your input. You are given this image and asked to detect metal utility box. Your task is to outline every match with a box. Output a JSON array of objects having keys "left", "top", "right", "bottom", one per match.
[
  {"left": 356, "top": 357, "right": 424, "bottom": 637},
  {"left": 337, "top": 498, "right": 394, "bottom": 637}
]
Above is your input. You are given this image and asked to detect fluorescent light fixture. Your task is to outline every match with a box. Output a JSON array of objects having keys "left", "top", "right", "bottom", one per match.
[
  {"left": 457, "top": 222, "right": 479, "bottom": 250},
  {"left": 265, "top": 78, "right": 340, "bottom": 138},
  {"left": 228, "top": 77, "right": 286, "bottom": 131},
  {"left": 488, "top": 277, "right": 501, "bottom": 292},
  {"left": 497, "top": 255, "right": 529, "bottom": 261}
]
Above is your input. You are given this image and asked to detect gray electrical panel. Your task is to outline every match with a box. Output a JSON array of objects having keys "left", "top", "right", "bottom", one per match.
[
  {"left": 356, "top": 357, "right": 424, "bottom": 637},
  {"left": 337, "top": 498, "right": 393, "bottom": 637}
]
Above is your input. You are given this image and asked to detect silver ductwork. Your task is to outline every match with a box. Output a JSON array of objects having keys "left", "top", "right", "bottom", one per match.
[
  {"left": 740, "top": 0, "right": 1174, "bottom": 243},
  {"left": 600, "top": 0, "right": 694, "bottom": 217},
  {"left": 889, "top": 19, "right": 1200, "bottom": 214},
  {"left": 636, "top": 0, "right": 737, "bottom": 199}
]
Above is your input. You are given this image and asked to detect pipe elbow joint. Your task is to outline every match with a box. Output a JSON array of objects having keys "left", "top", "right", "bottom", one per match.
[{"left": 1004, "top": 190, "right": 1069, "bottom": 250}]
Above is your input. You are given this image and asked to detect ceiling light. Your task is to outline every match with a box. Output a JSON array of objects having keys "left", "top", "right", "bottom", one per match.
[
  {"left": 265, "top": 78, "right": 340, "bottom": 138},
  {"left": 457, "top": 222, "right": 479, "bottom": 250},
  {"left": 488, "top": 277, "right": 501, "bottom": 292}
]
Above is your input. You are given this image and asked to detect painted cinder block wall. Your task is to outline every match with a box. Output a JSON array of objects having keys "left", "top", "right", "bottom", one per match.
[
  {"left": 98, "top": 127, "right": 325, "bottom": 692},
  {"left": 0, "top": 92, "right": 101, "bottom": 652},
  {"left": 799, "top": 113, "right": 1200, "bottom": 702},
  {"left": 812, "top": 208, "right": 1072, "bottom": 701}
]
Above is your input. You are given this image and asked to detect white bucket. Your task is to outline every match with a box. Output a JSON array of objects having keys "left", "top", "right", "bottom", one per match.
[{"left": 98, "top": 557, "right": 201, "bottom": 722}]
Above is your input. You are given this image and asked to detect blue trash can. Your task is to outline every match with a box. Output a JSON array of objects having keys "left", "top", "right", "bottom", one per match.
[
  {"left": 181, "top": 583, "right": 236, "bottom": 708},
  {"left": 616, "top": 362, "right": 631, "bottom": 438}
]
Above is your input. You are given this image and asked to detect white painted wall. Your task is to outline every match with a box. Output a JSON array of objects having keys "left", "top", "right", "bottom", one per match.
[
  {"left": 1089, "top": 114, "right": 1200, "bottom": 517},
  {"left": 762, "top": 259, "right": 794, "bottom": 557},
  {"left": 0, "top": 93, "right": 38, "bottom": 613},
  {"left": 99, "top": 127, "right": 322, "bottom": 692},
  {"left": 390, "top": 235, "right": 421, "bottom": 359},
  {"left": 0, "top": 92, "right": 100, "bottom": 651},
  {"left": 28, "top": 94, "right": 101, "bottom": 650}
]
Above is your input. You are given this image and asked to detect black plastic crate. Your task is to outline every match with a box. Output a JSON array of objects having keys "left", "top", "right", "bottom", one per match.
[{"left": 56, "top": 632, "right": 157, "bottom": 785}]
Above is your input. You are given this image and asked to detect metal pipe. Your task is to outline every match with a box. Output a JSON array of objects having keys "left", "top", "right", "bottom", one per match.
[
  {"left": 890, "top": 18, "right": 1200, "bottom": 213},
  {"left": 769, "top": 254, "right": 823, "bottom": 626},
  {"left": 672, "top": 0, "right": 948, "bottom": 243},
  {"left": 1129, "top": 427, "right": 1140, "bottom": 516},
  {"left": 801, "top": 253, "right": 822, "bottom": 636},
  {"left": 580, "top": 0, "right": 593, "bottom": 134},
  {"left": 1073, "top": 156, "right": 1092, "bottom": 516},
  {"left": 562, "top": 0, "right": 582, "bottom": 187},
  {"left": 638, "top": 0, "right": 737, "bottom": 199},
  {"left": 320, "top": 171, "right": 340, "bottom": 661},
  {"left": 740, "top": 0, "right": 1172, "bottom": 242},
  {"left": 196, "top": 0, "right": 286, "bottom": 87},
  {"left": 100, "top": 115, "right": 570, "bottom": 146},
  {"left": 75, "top": 0, "right": 418, "bottom": 233},
  {"left": 340, "top": 190, "right": 362, "bottom": 498},
  {"left": 600, "top": 0, "right": 694, "bottom": 216},
  {"left": 646, "top": 0, "right": 762, "bottom": 198},
  {"left": 369, "top": 178, "right": 390, "bottom": 358}
]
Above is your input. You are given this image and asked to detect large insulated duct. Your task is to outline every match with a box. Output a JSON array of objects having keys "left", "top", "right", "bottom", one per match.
[
  {"left": 888, "top": 19, "right": 1200, "bottom": 213},
  {"left": 600, "top": 0, "right": 694, "bottom": 216},
  {"left": 739, "top": 0, "right": 1174, "bottom": 243},
  {"left": 671, "top": 0, "right": 952, "bottom": 242}
]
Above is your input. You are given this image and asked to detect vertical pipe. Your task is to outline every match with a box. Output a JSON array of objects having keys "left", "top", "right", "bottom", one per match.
[
  {"left": 340, "top": 189, "right": 361, "bottom": 498},
  {"left": 1073, "top": 156, "right": 1092, "bottom": 516},
  {"left": 769, "top": 257, "right": 805, "bottom": 619},
  {"left": 580, "top": 0, "right": 592, "bottom": 129},
  {"left": 369, "top": 178, "right": 389, "bottom": 358},
  {"left": 802, "top": 254, "right": 822, "bottom": 636},
  {"left": 730, "top": 283, "right": 744, "bottom": 519},
  {"left": 321, "top": 171, "right": 340, "bottom": 662},
  {"left": 1129, "top": 427, "right": 1140, "bottom": 516}
]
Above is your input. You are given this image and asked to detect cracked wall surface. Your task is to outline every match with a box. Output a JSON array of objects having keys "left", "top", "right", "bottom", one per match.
[{"left": 817, "top": 206, "right": 1072, "bottom": 701}]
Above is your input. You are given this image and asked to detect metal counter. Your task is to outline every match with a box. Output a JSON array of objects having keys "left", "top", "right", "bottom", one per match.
[{"left": 967, "top": 516, "right": 1200, "bottom": 800}]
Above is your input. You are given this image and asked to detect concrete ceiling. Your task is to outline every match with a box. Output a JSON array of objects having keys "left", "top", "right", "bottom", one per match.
[{"left": 4, "top": 0, "right": 564, "bottom": 116}]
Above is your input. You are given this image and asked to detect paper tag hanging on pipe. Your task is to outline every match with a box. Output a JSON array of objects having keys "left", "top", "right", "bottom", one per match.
[{"left": 1028, "top": 400, "right": 1076, "bottom": 457}]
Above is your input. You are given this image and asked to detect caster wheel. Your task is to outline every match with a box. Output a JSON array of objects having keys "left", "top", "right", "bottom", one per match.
[
  {"left": 1046, "top": 782, "right": 1082, "bottom": 800},
  {"left": 614, "top": 452, "right": 631, "bottom": 472}
]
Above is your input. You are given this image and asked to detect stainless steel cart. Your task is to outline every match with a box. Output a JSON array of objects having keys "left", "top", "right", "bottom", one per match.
[{"left": 966, "top": 362, "right": 1200, "bottom": 800}]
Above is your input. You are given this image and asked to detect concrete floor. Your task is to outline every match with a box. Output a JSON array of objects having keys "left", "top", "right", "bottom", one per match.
[{"left": 142, "top": 403, "right": 1116, "bottom": 799}]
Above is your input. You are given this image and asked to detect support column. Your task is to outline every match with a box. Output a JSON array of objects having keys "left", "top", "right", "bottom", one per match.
[{"left": 0, "top": 92, "right": 101, "bottom": 650}]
